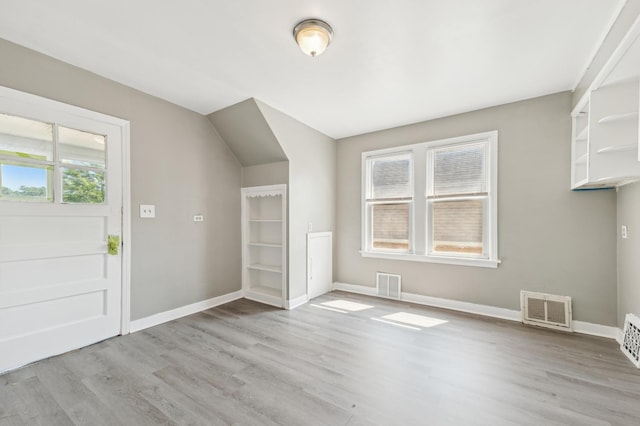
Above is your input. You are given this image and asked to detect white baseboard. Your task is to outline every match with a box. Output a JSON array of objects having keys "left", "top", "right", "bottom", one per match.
[
  {"left": 333, "top": 282, "right": 377, "bottom": 296},
  {"left": 401, "top": 290, "right": 522, "bottom": 322},
  {"left": 130, "top": 290, "right": 243, "bottom": 333},
  {"left": 572, "top": 321, "right": 621, "bottom": 341},
  {"left": 285, "top": 294, "right": 309, "bottom": 310},
  {"left": 333, "top": 282, "right": 621, "bottom": 340}
]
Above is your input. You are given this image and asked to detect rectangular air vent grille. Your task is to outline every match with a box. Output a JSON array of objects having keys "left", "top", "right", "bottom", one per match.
[
  {"left": 521, "top": 291, "right": 572, "bottom": 332},
  {"left": 377, "top": 272, "right": 401, "bottom": 299},
  {"left": 621, "top": 313, "right": 640, "bottom": 368}
]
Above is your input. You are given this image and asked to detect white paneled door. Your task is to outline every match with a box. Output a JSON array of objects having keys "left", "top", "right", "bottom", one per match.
[{"left": 0, "top": 87, "right": 128, "bottom": 373}]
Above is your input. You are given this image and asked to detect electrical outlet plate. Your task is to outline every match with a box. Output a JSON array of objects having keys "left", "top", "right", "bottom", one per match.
[
  {"left": 622, "top": 225, "right": 628, "bottom": 239},
  {"left": 140, "top": 204, "right": 155, "bottom": 218},
  {"left": 193, "top": 215, "right": 204, "bottom": 222}
]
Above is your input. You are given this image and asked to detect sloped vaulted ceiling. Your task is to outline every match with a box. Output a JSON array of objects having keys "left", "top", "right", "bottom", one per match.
[{"left": 207, "top": 99, "right": 288, "bottom": 167}]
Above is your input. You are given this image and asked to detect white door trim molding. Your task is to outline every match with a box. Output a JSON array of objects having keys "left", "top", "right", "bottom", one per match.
[{"left": 0, "top": 85, "right": 132, "bottom": 336}]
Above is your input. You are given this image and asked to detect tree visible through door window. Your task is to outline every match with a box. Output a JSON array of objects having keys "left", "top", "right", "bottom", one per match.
[{"left": 0, "top": 113, "right": 107, "bottom": 204}]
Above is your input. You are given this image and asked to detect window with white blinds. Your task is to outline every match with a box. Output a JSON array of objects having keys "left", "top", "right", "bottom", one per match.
[
  {"left": 427, "top": 141, "right": 488, "bottom": 256},
  {"left": 365, "top": 153, "right": 412, "bottom": 252},
  {"left": 361, "top": 131, "right": 498, "bottom": 268}
]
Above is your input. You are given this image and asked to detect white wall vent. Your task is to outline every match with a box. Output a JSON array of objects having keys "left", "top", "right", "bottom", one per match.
[
  {"left": 377, "top": 272, "right": 401, "bottom": 299},
  {"left": 621, "top": 313, "right": 640, "bottom": 368},
  {"left": 520, "top": 291, "right": 572, "bottom": 332}
]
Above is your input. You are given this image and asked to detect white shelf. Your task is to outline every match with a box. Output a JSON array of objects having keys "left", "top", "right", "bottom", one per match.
[
  {"left": 249, "top": 242, "right": 282, "bottom": 248},
  {"left": 597, "top": 111, "right": 638, "bottom": 124},
  {"left": 596, "top": 144, "right": 636, "bottom": 154},
  {"left": 248, "top": 285, "right": 282, "bottom": 298},
  {"left": 574, "top": 153, "right": 588, "bottom": 164},
  {"left": 576, "top": 126, "right": 588, "bottom": 141},
  {"left": 248, "top": 263, "right": 282, "bottom": 273}
]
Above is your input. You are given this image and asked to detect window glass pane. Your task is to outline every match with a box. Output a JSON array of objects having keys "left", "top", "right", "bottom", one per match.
[
  {"left": 372, "top": 203, "right": 409, "bottom": 251},
  {"left": 62, "top": 167, "right": 105, "bottom": 204},
  {"left": 370, "top": 154, "right": 411, "bottom": 199},
  {"left": 432, "top": 199, "right": 483, "bottom": 254},
  {"left": 433, "top": 142, "right": 485, "bottom": 196},
  {"left": 59, "top": 126, "right": 106, "bottom": 169},
  {"left": 0, "top": 162, "right": 53, "bottom": 202},
  {"left": 0, "top": 113, "right": 53, "bottom": 161}
]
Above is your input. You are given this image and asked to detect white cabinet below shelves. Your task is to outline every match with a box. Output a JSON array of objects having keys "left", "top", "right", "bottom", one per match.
[
  {"left": 241, "top": 184, "right": 287, "bottom": 308},
  {"left": 571, "top": 79, "right": 640, "bottom": 189}
]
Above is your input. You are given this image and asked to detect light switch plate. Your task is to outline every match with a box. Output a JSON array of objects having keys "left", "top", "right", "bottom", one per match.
[{"left": 140, "top": 204, "right": 155, "bottom": 218}]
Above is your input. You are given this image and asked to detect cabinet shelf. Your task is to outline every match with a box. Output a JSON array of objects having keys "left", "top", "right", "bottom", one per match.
[
  {"left": 574, "top": 153, "right": 588, "bottom": 164},
  {"left": 597, "top": 111, "right": 638, "bottom": 124},
  {"left": 248, "top": 263, "right": 282, "bottom": 273},
  {"left": 575, "top": 126, "right": 588, "bottom": 141},
  {"left": 249, "top": 242, "right": 282, "bottom": 248},
  {"left": 248, "top": 285, "right": 282, "bottom": 298},
  {"left": 596, "top": 144, "right": 636, "bottom": 154}
]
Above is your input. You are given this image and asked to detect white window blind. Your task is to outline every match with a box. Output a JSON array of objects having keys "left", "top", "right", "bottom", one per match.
[
  {"left": 366, "top": 153, "right": 412, "bottom": 252},
  {"left": 432, "top": 142, "right": 487, "bottom": 196},
  {"left": 428, "top": 141, "right": 489, "bottom": 257}
]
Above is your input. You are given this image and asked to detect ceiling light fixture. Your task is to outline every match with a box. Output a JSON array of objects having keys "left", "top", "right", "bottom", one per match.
[{"left": 293, "top": 19, "right": 333, "bottom": 57}]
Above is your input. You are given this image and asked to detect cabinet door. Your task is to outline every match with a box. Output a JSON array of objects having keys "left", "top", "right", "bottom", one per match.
[{"left": 307, "top": 232, "right": 332, "bottom": 300}]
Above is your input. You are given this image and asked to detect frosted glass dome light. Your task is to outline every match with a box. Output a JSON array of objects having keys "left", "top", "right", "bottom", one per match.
[{"left": 293, "top": 19, "right": 333, "bottom": 57}]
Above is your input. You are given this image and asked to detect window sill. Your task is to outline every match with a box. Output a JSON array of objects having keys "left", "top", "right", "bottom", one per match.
[{"left": 360, "top": 250, "right": 500, "bottom": 268}]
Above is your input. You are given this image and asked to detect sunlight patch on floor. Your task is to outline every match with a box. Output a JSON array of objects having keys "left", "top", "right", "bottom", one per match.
[
  {"left": 371, "top": 318, "right": 421, "bottom": 330},
  {"left": 319, "top": 300, "right": 374, "bottom": 312},
  {"left": 374, "top": 312, "right": 448, "bottom": 329},
  {"left": 309, "top": 304, "right": 348, "bottom": 313}
]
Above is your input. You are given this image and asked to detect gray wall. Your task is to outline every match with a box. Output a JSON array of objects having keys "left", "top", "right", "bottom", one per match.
[
  {"left": 0, "top": 38, "right": 242, "bottom": 320},
  {"left": 242, "top": 161, "right": 289, "bottom": 188},
  {"left": 208, "top": 99, "right": 287, "bottom": 167},
  {"left": 336, "top": 92, "right": 618, "bottom": 325},
  {"left": 617, "top": 182, "right": 640, "bottom": 326},
  {"left": 257, "top": 101, "right": 336, "bottom": 300}
]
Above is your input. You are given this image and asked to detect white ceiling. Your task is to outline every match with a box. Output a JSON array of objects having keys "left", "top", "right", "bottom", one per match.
[{"left": 0, "top": 0, "right": 624, "bottom": 139}]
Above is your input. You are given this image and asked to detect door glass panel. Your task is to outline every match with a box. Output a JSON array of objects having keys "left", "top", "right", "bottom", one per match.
[
  {"left": 0, "top": 162, "right": 53, "bottom": 202},
  {"left": 0, "top": 113, "right": 53, "bottom": 161},
  {"left": 62, "top": 167, "right": 105, "bottom": 204},
  {"left": 59, "top": 127, "right": 106, "bottom": 169}
]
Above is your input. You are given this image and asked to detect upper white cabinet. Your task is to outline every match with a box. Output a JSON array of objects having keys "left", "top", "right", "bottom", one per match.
[
  {"left": 571, "top": 23, "right": 640, "bottom": 189},
  {"left": 571, "top": 80, "right": 640, "bottom": 189}
]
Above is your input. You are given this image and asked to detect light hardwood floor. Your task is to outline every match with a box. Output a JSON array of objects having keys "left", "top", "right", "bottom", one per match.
[{"left": 1, "top": 291, "right": 640, "bottom": 425}]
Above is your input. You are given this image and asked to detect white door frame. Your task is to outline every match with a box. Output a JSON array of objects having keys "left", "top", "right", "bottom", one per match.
[{"left": 0, "top": 85, "right": 132, "bottom": 335}]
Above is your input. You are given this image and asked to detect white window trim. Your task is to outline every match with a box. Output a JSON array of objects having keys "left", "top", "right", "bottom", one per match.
[
  {"left": 363, "top": 151, "right": 414, "bottom": 253},
  {"left": 361, "top": 131, "right": 499, "bottom": 268}
]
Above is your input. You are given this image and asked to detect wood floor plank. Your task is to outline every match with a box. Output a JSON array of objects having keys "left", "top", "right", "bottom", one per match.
[{"left": 2, "top": 291, "right": 640, "bottom": 425}]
